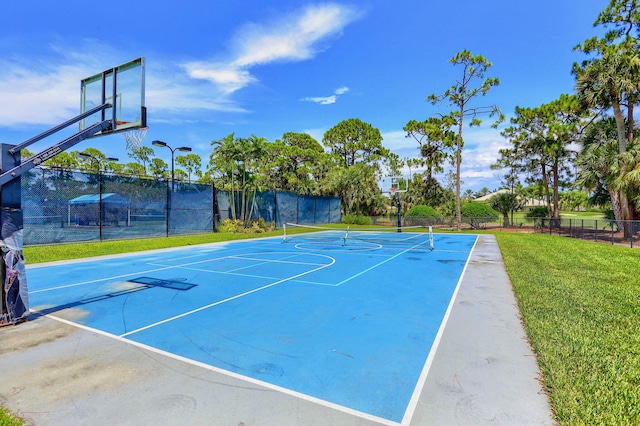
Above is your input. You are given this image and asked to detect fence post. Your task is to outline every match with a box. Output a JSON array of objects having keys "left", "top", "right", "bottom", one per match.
[
  {"left": 611, "top": 224, "right": 615, "bottom": 245},
  {"left": 569, "top": 219, "right": 572, "bottom": 238},
  {"left": 595, "top": 220, "right": 598, "bottom": 242},
  {"left": 165, "top": 179, "right": 170, "bottom": 237},
  {"left": 98, "top": 172, "right": 103, "bottom": 242},
  {"left": 273, "top": 191, "right": 278, "bottom": 228},
  {"left": 211, "top": 183, "right": 217, "bottom": 232}
]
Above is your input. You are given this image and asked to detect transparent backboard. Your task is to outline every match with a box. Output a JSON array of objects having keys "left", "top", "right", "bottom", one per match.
[
  {"left": 80, "top": 57, "right": 146, "bottom": 137},
  {"left": 379, "top": 176, "right": 408, "bottom": 194}
]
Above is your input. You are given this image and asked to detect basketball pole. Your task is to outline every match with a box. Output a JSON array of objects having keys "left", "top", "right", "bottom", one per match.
[
  {"left": 0, "top": 115, "right": 112, "bottom": 326},
  {"left": 396, "top": 191, "right": 402, "bottom": 233}
]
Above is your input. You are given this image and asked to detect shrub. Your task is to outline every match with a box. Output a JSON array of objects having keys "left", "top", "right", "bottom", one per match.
[
  {"left": 219, "top": 218, "right": 273, "bottom": 233},
  {"left": 460, "top": 202, "right": 499, "bottom": 229},
  {"left": 404, "top": 205, "right": 441, "bottom": 226},
  {"left": 603, "top": 209, "right": 615, "bottom": 220},
  {"left": 525, "top": 206, "right": 550, "bottom": 220}
]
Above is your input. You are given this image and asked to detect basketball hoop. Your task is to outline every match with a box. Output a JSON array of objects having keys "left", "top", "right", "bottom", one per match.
[
  {"left": 122, "top": 127, "right": 148, "bottom": 151},
  {"left": 389, "top": 187, "right": 398, "bottom": 197}
]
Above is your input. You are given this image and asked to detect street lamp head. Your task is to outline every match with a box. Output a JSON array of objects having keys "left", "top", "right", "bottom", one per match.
[
  {"left": 78, "top": 152, "right": 93, "bottom": 159},
  {"left": 152, "top": 140, "right": 167, "bottom": 148},
  {"left": 177, "top": 147, "right": 192, "bottom": 152},
  {"left": 107, "top": 157, "right": 119, "bottom": 162}
]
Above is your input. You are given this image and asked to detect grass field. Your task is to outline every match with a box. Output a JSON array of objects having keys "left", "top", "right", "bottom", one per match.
[
  {"left": 496, "top": 233, "right": 640, "bottom": 425},
  {"left": 2, "top": 229, "right": 639, "bottom": 424}
]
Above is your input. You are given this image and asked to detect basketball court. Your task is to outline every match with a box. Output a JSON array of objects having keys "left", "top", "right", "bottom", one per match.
[
  {"left": 1, "top": 59, "right": 553, "bottom": 425},
  {"left": 0, "top": 232, "right": 554, "bottom": 425}
]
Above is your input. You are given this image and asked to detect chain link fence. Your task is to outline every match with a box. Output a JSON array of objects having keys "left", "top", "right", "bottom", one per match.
[
  {"left": 22, "top": 167, "right": 341, "bottom": 246},
  {"left": 368, "top": 215, "right": 640, "bottom": 248}
]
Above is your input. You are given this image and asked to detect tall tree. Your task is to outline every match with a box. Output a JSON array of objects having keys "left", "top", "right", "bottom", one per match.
[
  {"left": 322, "top": 119, "right": 391, "bottom": 215},
  {"left": 489, "top": 192, "right": 521, "bottom": 227},
  {"left": 175, "top": 153, "right": 202, "bottom": 182},
  {"left": 323, "top": 118, "right": 388, "bottom": 167},
  {"left": 209, "top": 134, "right": 268, "bottom": 222},
  {"left": 403, "top": 116, "right": 455, "bottom": 184},
  {"left": 75, "top": 148, "right": 117, "bottom": 174},
  {"left": 128, "top": 146, "right": 154, "bottom": 174},
  {"left": 148, "top": 158, "right": 169, "bottom": 179},
  {"left": 574, "top": 0, "right": 640, "bottom": 230},
  {"left": 262, "top": 132, "right": 326, "bottom": 194},
  {"left": 428, "top": 50, "right": 502, "bottom": 230},
  {"left": 43, "top": 151, "right": 79, "bottom": 170},
  {"left": 498, "top": 95, "right": 586, "bottom": 219}
]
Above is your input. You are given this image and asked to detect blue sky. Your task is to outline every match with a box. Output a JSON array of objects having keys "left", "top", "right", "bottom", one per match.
[{"left": 1, "top": 1, "right": 605, "bottom": 191}]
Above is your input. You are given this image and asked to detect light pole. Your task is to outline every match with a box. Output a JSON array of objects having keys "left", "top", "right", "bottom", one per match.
[
  {"left": 78, "top": 152, "right": 118, "bottom": 240},
  {"left": 151, "top": 140, "right": 192, "bottom": 192},
  {"left": 152, "top": 141, "right": 192, "bottom": 236}
]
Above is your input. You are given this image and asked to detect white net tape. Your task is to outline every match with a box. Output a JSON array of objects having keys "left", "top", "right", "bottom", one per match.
[{"left": 122, "top": 127, "right": 148, "bottom": 151}]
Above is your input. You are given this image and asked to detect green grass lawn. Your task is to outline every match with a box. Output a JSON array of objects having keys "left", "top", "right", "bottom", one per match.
[
  {"left": 0, "top": 407, "right": 25, "bottom": 426},
  {"left": 495, "top": 233, "right": 640, "bottom": 425},
  {"left": 3, "top": 230, "right": 639, "bottom": 424}
]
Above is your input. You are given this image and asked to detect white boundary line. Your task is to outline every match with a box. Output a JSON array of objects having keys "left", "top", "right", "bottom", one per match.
[
  {"left": 334, "top": 239, "right": 433, "bottom": 286},
  {"left": 30, "top": 251, "right": 329, "bottom": 294},
  {"left": 35, "top": 312, "right": 397, "bottom": 426},
  {"left": 119, "top": 254, "right": 336, "bottom": 337},
  {"left": 29, "top": 232, "right": 479, "bottom": 425},
  {"left": 400, "top": 234, "right": 480, "bottom": 425}
]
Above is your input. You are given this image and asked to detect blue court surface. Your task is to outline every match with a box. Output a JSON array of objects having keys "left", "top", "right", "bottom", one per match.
[{"left": 28, "top": 231, "right": 478, "bottom": 424}]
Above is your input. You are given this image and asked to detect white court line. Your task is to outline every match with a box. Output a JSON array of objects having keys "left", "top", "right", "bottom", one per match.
[
  {"left": 34, "top": 311, "right": 396, "bottom": 425},
  {"left": 400, "top": 234, "right": 479, "bottom": 425},
  {"left": 120, "top": 254, "right": 336, "bottom": 338},
  {"left": 30, "top": 252, "right": 327, "bottom": 294},
  {"left": 334, "top": 239, "right": 433, "bottom": 286}
]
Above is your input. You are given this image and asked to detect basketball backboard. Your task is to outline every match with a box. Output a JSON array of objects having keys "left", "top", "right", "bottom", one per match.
[
  {"left": 80, "top": 57, "right": 146, "bottom": 137},
  {"left": 379, "top": 176, "right": 408, "bottom": 195}
]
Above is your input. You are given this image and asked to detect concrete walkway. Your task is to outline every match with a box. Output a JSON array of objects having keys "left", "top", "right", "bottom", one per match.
[{"left": 0, "top": 234, "right": 554, "bottom": 425}]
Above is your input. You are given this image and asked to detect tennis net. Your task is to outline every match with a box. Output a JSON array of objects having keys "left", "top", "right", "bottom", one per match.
[{"left": 283, "top": 223, "right": 434, "bottom": 250}]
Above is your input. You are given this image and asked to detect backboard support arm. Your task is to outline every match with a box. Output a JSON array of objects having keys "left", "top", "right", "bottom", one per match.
[
  {"left": 8, "top": 103, "right": 112, "bottom": 155},
  {"left": 0, "top": 119, "right": 112, "bottom": 187}
]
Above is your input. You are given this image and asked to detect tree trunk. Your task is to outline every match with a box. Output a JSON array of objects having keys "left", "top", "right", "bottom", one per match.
[
  {"left": 455, "top": 118, "right": 463, "bottom": 232},
  {"left": 611, "top": 97, "right": 632, "bottom": 237},
  {"left": 540, "top": 161, "right": 552, "bottom": 218},
  {"left": 552, "top": 160, "right": 560, "bottom": 220}
]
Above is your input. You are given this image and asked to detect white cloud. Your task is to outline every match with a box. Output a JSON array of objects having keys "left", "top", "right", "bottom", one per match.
[
  {"left": 302, "top": 95, "right": 338, "bottom": 105},
  {"left": 0, "top": 42, "right": 255, "bottom": 129},
  {"left": 335, "top": 86, "right": 349, "bottom": 95},
  {"left": 301, "top": 85, "right": 351, "bottom": 105},
  {"left": 180, "top": 63, "right": 256, "bottom": 95},
  {"left": 184, "top": 3, "right": 360, "bottom": 94},
  {"left": 0, "top": 54, "right": 103, "bottom": 126},
  {"left": 381, "top": 124, "right": 511, "bottom": 191},
  {"left": 0, "top": 5, "right": 360, "bottom": 128}
]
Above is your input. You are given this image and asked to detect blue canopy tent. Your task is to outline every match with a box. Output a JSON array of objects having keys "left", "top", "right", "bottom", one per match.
[{"left": 68, "top": 193, "right": 130, "bottom": 226}]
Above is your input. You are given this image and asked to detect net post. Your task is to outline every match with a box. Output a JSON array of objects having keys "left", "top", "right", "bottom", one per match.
[
  {"left": 283, "top": 223, "right": 287, "bottom": 242},
  {"left": 429, "top": 225, "right": 434, "bottom": 251}
]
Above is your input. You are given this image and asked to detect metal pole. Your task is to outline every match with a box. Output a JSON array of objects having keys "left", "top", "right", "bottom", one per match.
[
  {"left": 99, "top": 170, "right": 103, "bottom": 241},
  {"left": 396, "top": 192, "right": 401, "bottom": 233},
  {"left": 171, "top": 149, "right": 175, "bottom": 193}
]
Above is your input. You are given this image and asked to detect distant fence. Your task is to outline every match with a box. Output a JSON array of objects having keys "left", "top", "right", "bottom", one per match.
[
  {"left": 367, "top": 215, "right": 640, "bottom": 248},
  {"left": 21, "top": 167, "right": 341, "bottom": 246}
]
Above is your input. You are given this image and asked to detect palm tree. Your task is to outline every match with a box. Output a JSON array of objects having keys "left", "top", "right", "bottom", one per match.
[
  {"left": 575, "top": 48, "right": 640, "bottom": 229},
  {"left": 489, "top": 192, "right": 521, "bottom": 227}
]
